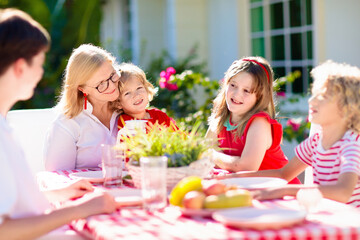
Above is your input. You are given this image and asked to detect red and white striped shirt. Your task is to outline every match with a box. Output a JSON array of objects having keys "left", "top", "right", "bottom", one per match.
[{"left": 295, "top": 130, "right": 360, "bottom": 208}]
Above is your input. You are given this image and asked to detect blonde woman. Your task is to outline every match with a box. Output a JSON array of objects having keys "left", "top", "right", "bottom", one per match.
[{"left": 44, "top": 44, "right": 121, "bottom": 171}]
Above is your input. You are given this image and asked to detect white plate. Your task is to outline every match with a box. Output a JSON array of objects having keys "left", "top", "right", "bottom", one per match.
[
  {"left": 213, "top": 207, "right": 306, "bottom": 230},
  {"left": 174, "top": 206, "right": 217, "bottom": 217},
  {"left": 107, "top": 188, "right": 143, "bottom": 207},
  {"left": 69, "top": 171, "right": 104, "bottom": 183},
  {"left": 220, "top": 177, "right": 287, "bottom": 189}
]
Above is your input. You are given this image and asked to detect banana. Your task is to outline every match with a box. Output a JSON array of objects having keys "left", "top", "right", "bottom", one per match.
[
  {"left": 169, "top": 176, "right": 203, "bottom": 207},
  {"left": 204, "top": 189, "right": 252, "bottom": 209}
]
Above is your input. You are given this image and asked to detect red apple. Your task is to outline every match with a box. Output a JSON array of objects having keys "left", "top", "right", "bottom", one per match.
[{"left": 182, "top": 191, "right": 206, "bottom": 209}]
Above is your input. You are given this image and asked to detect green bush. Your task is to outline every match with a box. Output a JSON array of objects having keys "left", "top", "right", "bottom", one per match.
[{"left": 3, "top": 0, "right": 103, "bottom": 110}]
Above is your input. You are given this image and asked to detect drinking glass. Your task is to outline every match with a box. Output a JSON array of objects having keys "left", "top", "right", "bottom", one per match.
[
  {"left": 140, "top": 156, "right": 167, "bottom": 211},
  {"left": 125, "top": 120, "right": 147, "bottom": 133},
  {"left": 101, "top": 144, "right": 124, "bottom": 187},
  {"left": 117, "top": 120, "right": 147, "bottom": 143},
  {"left": 296, "top": 187, "right": 323, "bottom": 213}
]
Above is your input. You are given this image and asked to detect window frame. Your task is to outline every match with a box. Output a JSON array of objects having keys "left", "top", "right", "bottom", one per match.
[{"left": 250, "top": 0, "right": 314, "bottom": 94}]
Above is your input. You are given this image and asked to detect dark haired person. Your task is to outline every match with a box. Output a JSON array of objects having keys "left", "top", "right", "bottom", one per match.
[{"left": 0, "top": 8, "right": 117, "bottom": 239}]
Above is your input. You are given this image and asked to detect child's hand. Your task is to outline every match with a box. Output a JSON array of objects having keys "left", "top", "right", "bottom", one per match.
[{"left": 251, "top": 187, "right": 286, "bottom": 201}]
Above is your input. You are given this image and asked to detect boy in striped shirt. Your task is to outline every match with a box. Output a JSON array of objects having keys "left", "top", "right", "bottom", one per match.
[{"left": 224, "top": 60, "right": 360, "bottom": 208}]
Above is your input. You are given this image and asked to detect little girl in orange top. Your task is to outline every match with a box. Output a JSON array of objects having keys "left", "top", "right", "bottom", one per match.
[
  {"left": 114, "top": 63, "right": 177, "bottom": 134},
  {"left": 207, "top": 56, "right": 300, "bottom": 184}
]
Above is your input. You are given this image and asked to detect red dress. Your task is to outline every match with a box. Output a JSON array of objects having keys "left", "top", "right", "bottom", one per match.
[
  {"left": 117, "top": 108, "right": 178, "bottom": 132},
  {"left": 217, "top": 112, "right": 300, "bottom": 184}
]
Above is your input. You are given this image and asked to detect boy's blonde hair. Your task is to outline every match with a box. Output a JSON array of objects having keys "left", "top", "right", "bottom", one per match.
[
  {"left": 208, "top": 56, "right": 276, "bottom": 137},
  {"left": 110, "top": 63, "right": 156, "bottom": 114},
  {"left": 311, "top": 60, "right": 360, "bottom": 132},
  {"left": 57, "top": 44, "right": 116, "bottom": 118}
]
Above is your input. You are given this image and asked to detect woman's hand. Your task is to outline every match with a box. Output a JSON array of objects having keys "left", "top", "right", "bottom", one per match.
[
  {"left": 63, "top": 179, "right": 94, "bottom": 200},
  {"left": 44, "top": 179, "right": 94, "bottom": 203},
  {"left": 72, "top": 191, "right": 118, "bottom": 218}
]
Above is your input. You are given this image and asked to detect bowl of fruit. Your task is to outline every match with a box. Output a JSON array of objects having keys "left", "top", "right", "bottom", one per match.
[{"left": 169, "top": 176, "right": 253, "bottom": 217}]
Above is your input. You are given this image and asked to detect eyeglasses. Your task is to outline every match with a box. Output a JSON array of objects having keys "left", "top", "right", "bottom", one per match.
[{"left": 87, "top": 70, "right": 120, "bottom": 93}]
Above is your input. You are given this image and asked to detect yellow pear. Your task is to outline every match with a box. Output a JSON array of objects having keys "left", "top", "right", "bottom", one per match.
[{"left": 204, "top": 189, "right": 252, "bottom": 209}]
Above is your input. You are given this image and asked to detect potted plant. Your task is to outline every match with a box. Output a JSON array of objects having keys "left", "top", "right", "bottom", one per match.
[{"left": 120, "top": 123, "right": 215, "bottom": 190}]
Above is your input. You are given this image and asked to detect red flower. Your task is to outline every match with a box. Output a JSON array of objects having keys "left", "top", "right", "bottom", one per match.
[
  {"left": 165, "top": 83, "right": 178, "bottom": 91},
  {"left": 286, "top": 119, "right": 301, "bottom": 132},
  {"left": 277, "top": 91, "right": 286, "bottom": 97}
]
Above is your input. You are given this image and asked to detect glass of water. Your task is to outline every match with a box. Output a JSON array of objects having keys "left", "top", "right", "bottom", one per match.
[{"left": 140, "top": 156, "right": 167, "bottom": 211}]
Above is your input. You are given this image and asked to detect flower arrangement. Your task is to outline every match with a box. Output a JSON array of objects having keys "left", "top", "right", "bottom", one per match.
[
  {"left": 123, "top": 122, "right": 215, "bottom": 190},
  {"left": 123, "top": 122, "right": 215, "bottom": 167}
]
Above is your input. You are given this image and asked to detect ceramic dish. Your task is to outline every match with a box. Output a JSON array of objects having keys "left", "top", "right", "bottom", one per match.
[
  {"left": 220, "top": 177, "right": 287, "bottom": 189},
  {"left": 69, "top": 171, "right": 104, "bottom": 183},
  {"left": 107, "top": 188, "right": 143, "bottom": 207},
  {"left": 213, "top": 207, "right": 306, "bottom": 230}
]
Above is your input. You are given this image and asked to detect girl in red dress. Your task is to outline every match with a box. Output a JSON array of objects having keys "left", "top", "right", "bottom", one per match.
[
  {"left": 113, "top": 63, "right": 177, "bottom": 136},
  {"left": 206, "top": 56, "right": 300, "bottom": 184}
]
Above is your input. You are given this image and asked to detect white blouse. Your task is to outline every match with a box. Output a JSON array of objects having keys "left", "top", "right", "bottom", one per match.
[
  {"left": 0, "top": 115, "right": 49, "bottom": 224},
  {"left": 44, "top": 103, "right": 120, "bottom": 171}
]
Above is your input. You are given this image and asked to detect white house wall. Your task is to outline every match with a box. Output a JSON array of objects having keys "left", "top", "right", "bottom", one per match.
[
  {"left": 101, "top": 0, "right": 360, "bottom": 78},
  {"left": 174, "top": 0, "right": 208, "bottom": 66},
  {"left": 100, "top": 0, "right": 126, "bottom": 60},
  {"left": 135, "top": 0, "right": 165, "bottom": 68},
  {"left": 208, "top": 0, "right": 240, "bottom": 80},
  {"left": 314, "top": 0, "right": 360, "bottom": 67}
]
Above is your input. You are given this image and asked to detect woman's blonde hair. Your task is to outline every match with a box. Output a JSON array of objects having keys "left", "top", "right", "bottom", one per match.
[
  {"left": 57, "top": 44, "right": 116, "bottom": 118},
  {"left": 110, "top": 63, "right": 156, "bottom": 113},
  {"left": 311, "top": 60, "right": 360, "bottom": 133},
  {"left": 208, "top": 56, "right": 276, "bottom": 137}
]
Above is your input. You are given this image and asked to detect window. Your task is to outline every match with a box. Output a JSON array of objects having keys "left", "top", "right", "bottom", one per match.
[{"left": 250, "top": 0, "right": 313, "bottom": 93}]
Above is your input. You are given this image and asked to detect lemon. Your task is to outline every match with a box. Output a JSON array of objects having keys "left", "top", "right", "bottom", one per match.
[{"left": 169, "top": 176, "right": 203, "bottom": 207}]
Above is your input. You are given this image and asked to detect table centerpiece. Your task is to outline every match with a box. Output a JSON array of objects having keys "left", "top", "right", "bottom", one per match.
[{"left": 120, "top": 122, "right": 215, "bottom": 190}]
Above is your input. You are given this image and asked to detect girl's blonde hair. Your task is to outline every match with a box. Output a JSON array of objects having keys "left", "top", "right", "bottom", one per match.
[
  {"left": 208, "top": 56, "right": 276, "bottom": 137},
  {"left": 311, "top": 60, "right": 360, "bottom": 133},
  {"left": 57, "top": 44, "right": 116, "bottom": 118},
  {"left": 110, "top": 62, "right": 156, "bottom": 113}
]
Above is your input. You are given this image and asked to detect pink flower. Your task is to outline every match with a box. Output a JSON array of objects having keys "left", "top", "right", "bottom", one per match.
[
  {"left": 166, "top": 67, "right": 176, "bottom": 75},
  {"left": 286, "top": 119, "right": 301, "bottom": 132},
  {"left": 277, "top": 91, "right": 286, "bottom": 97},
  {"left": 159, "top": 67, "right": 178, "bottom": 90},
  {"left": 160, "top": 70, "right": 167, "bottom": 79},
  {"left": 159, "top": 78, "right": 167, "bottom": 88}
]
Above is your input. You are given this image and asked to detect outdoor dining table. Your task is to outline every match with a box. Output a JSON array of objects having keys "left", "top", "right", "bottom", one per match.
[{"left": 37, "top": 168, "right": 360, "bottom": 240}]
